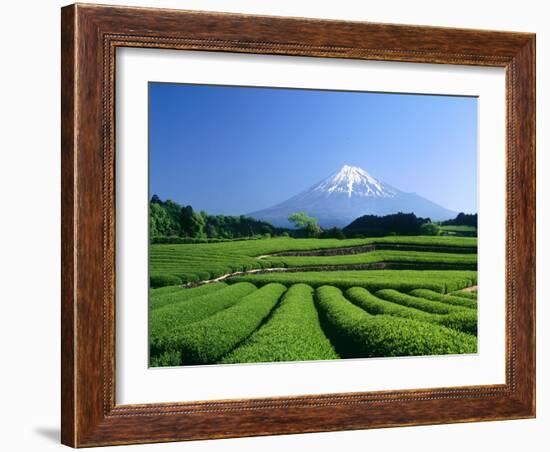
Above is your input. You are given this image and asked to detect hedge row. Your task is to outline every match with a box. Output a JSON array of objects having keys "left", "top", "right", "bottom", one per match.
[
  {"left": 176, "top": 283, "right": 287, "bottom": 365},
  {"left": 228, "top": 270, "right": 478, "bottom": 294},
  {"left": 409, "top": 289, "right": 477, "bottom": 309},
  {"left": 151, "top": 235, "right": 267, "bottom": 244},
  {"left": 276, "top": 250, "right": 478, "bottom": 269},
  {"left": 346, "top": 287, "right": 437, "bottom": 323},
  {"left": 221, "top": 284, "right": 339, "bottom": 364},
  {"left": 150, "top": 282, "right": 228, "bottom": 310},
  {"left": 315, "top": 286, "right": 476, "bottom": 358},
  {"left": 346, "top": 288, "right": 477, "bottom": 336},
  {"left": 450, "top": 290, "right": 478, "bottom": 301},
  {"left": 437, "top": 310, "right": 478, "bottom": 336},
  {"left": 444, "top": 276, "right": 477, "bottom": 293},
  {"left": 149, "top": 282, "right": 257, "bottom": 365},
  {"left": 150, "top": 274, "right": 183, "bottom": 288},
  {"left": 374, "top": 289, "right": 468, "bottom": 315}
]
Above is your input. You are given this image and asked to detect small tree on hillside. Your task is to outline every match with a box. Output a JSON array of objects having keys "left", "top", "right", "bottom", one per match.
[
  {"left": 288, "top": 212, "right": 322, "bottom": 238},
  {"left": 420, "top": 222, "right": 442, "bottom": 236}
]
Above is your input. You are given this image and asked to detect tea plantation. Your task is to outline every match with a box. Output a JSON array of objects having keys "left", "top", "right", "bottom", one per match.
[{"left": 149, "top": 236, "right": 478, "bottom": 366}]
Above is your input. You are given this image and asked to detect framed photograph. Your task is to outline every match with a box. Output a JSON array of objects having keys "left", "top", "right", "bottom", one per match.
[{"left": 61, "top": 3, "right": 535, "bottom": 447}]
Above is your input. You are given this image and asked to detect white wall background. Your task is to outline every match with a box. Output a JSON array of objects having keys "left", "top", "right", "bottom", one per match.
[{"left": 0, "top": 1, "right": 545, "bottom": 451}]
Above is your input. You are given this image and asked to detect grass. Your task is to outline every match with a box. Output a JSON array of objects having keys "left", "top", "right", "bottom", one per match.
[
  {"left": 150, "top": 236, "right": 477, "bottom": 286},
  {"left": 228, "top": 269, "right": 477, "bottom": 293},
  {"left": 150, "top": 282, "right": 228, "bottom": 310},
  {"left": 175, "top": 283, "right": 287, "bottom": 365},
  {"left": 315, "top": 286, "right": 477, "bottom": 358},
  {"left": 149, "top": 282, "right": 257, "bottom": 366},
  {"left": 221, "top": 284, "right": 339, "bottom": 364}
]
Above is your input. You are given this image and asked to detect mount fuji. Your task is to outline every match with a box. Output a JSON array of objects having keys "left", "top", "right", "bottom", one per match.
[{"left": 247, "top": 165, "right": 457, "bottom": 228}]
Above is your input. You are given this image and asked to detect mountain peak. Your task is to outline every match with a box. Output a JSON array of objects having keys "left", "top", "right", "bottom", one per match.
[
  {"left": 340, "top": 164, "right": 363, "bottom": 173},
  {"left": 247, "top": 164, "right": 457, "bottom": 227},
  {"left": 314, "top": 164, "right": 397, "bottom": 198}
]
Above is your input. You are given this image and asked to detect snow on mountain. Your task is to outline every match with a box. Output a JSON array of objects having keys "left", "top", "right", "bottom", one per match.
[
  {"left": 247, "top": 165, "right": 457, "bottom": 228},
  {"left": 312, "top": 165, "right": 397, "bottom": 198}
]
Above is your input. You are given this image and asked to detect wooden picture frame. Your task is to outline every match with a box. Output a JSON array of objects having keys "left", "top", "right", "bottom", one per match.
[{"left": 61, "top": 3, "right": 535, "bottom": 447}]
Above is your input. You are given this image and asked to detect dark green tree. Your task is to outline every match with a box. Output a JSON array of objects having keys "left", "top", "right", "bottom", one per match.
[
  {"left": 322, "top": 227, "right": 346, "bottom": 239},
  {"left": 180, "top": 205, "right": 206, "bottom": 238},
  {"left": 149, "top": 202, "right": 176, "bottom": 237},
  {"left": 419, "top": 222, "right": 442, "bottom": 236},
  {"left": 150, "top": 194, "right": 162, "bottom": 204}
]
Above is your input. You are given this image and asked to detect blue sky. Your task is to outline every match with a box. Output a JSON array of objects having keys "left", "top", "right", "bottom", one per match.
[{"left": 149, "top": 82, "right": 477, "bottom": 215}]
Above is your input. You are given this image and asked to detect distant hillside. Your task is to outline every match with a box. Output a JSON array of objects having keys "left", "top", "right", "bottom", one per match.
[
  {"left": 441, "top": 212, "right": 478, "bottom": 227},
  {"left": 343, "top": 212, "right": 433, "bottom": 237}
]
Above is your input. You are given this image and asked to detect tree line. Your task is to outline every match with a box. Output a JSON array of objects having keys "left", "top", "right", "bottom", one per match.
[
  {"left": 441, "top": 212, "right": 478, "bottom": 227},
  {"left": 150, "top": 195, "right": 289, "bottom": 240},
  {"left": 150, "top": 195, "right": 476, "bottom": 241},
  {"left": 342, "top": 212, "right": 440, "bottom": 237}
]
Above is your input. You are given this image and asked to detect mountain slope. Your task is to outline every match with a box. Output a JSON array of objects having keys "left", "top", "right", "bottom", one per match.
[{"left": 248, "top": 165, "right": 456, "bottom": 227}]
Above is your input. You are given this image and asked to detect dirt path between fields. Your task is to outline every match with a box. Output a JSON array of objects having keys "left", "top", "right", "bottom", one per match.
[{"left": 458, "top": 285, "right": 478, "bottom": 292}]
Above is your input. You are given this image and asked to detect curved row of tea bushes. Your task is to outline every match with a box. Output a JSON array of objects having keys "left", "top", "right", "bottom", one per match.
[
  {"left": 375, "top": 289, "right": 468, "bottom": 315},
  {"left": 150, "top": 282, "right": 228, "bottom": 310},
  {"left": 409, "top": 288, "right": 477, "bottom": 309},
  {"left": 221, "top": 284, "right": 339, "bottom": 364},
  {"left": 150, "top": 274, "right": 184, "bottom": 288},
  {"left": 315, "top": 286, "right": 477, "bottom": 358},
  {"left": 445, "top": 273, "right": 477, "bottom": 293},
  {"left": 228, "top": 270, "right": 478, "bottom": 294},
  {"left": 274, "top": 251, "right": 478, "bottom": 269},
  {"left": 176, "top": 283, "right": 287, "bottom": 365},
  {"left": 346, "top": 287, "right": 436, "bottom": 323},
  {"left": 436, "top": 310, "right": 478, "bottom": 336},
  {"left": 450, "top": 290, "right": 478, "bottom": 301},
  {"left": 149, "top": 282, "right": 257, "bottom": 365},
  {"left": 345, "top": 288, "right": 477, "bottom": 336},
  {"left": 149, "top": 285, "right": 186, "bottom": 297}
]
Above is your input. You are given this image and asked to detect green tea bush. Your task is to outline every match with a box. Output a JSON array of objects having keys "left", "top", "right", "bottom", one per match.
[
  {"left": 346, "top": 287, "right": 436, "bottom": 323},
  {"left": 149, "top": 282, "right": 257, "bottom": 363},
  {"left": 409, "top": 289, "right": 477, "bottom": 309},
  {"left": 150, "top": 282, "right": 228, "bottom": 310},
  {"left": 450, "top": 290, "right": 478, "bottom": 301},
  {"left": 346, "top": 287, "right": 477, "bottom": 336},
  {"left": 176, "top": 273, "right": 199, "bottom": 284},
  {"left": 375, "top": 289, "right": 468, "bottom": 315},
  {"left": 230, "top": 270, "right": 477, "bottom": 294},
  {"left": 315, "top": 286, "right": 477, "bottom": 358},
  {"left": 150, "top": 285, "right": 186, "bottom": 297},
  {"left": 221, "top": 284, "right": 339, "bottom": 364},
  {"left": 444, "top": 277, "right": 477, "bottom": 293},
  {"left": 276, "top": 250, "right": 477, "bottom": 269},
  {"left": 437, "top": 310, "right": 478, "bottom": 336},
  {"left": 150, "top": 274, "right": 182, "bottom": 288},
  {"left": 176, "top": 283, "right": 287, "bottom": 364}
]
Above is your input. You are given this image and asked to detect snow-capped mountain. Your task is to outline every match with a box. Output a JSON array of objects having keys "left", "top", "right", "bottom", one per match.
[
  {"left": 312, "top": 165, "right": 397, "bottom": 198},
  {"left": 247, "top": 165, "right": 457, "bottom": 228}
]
